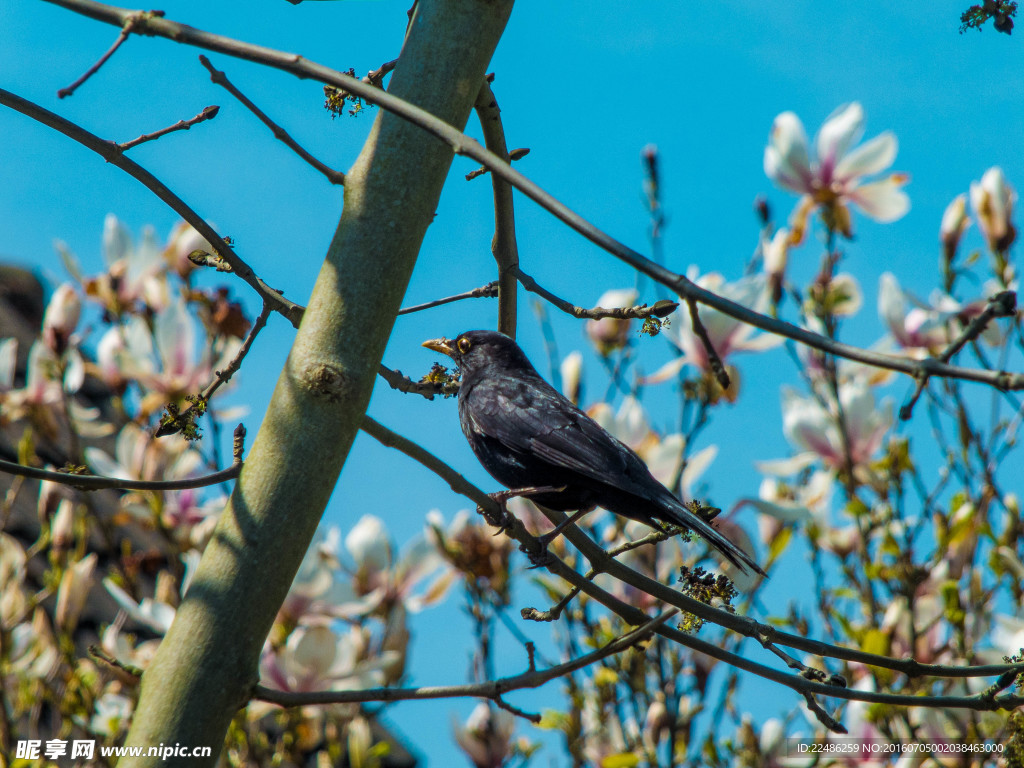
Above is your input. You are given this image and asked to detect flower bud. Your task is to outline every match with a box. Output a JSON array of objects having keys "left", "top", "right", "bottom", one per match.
[
  {"left": 55, "top": 553, "right": 97, "bottom": 633},
  {"left": 453, "top": 703, "right": 515, "bottom": 768},
  {"left": 939, "top": 194, "right": 970, "bottom": 263},
  {"left": 42, "top": 283, "right": 81, "bottom": 355},
  {"left": 970, "top": 167, "right": 1016, "bottom": 253}
]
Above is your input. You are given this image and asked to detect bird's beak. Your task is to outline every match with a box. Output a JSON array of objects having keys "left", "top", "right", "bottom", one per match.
[{"left": 421, "top": 337, "right": 455, "bottom": 357}]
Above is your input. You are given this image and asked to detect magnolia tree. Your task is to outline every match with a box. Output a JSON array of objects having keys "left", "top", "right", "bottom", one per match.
[{"left": 1, "top": 2, "right": 1023, "bottom": 768}]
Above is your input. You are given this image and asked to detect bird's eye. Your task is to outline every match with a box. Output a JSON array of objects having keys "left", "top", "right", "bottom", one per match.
[{"left": 457, "top": 337, "right": 471, "bottom": 354}]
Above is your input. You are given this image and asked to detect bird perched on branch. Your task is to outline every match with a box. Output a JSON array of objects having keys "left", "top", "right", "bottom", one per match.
[{"left": 422, "top": 330, "right": 765, "bottom": 577}]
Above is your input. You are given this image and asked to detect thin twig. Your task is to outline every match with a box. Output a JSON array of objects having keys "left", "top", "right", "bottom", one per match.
[
  {"left": 517, "top": 267, "right": 678, "bottom": 321},
  {"left": 522, "top": 529, "right": 671, "bottom": 623},
  {"left": 900, "top": 290, "right": 1018, "bottom": 419},
  {"left": 0, "top": 87, "right": 304, "bottom": 328},
  {"left": 0, "top": 424, "right": 246, "bottom": 491},
  {"left": 199, "top": 55, "right": 344, "bottom": 185},
  {"left": 466, "top": 148, "right": 529, "bottom": 181},
  {"left": 686, "top": 296, "right": 730, "bottom": 389},
  {"left": 156, "top": 302, "right": 272, "bottom": 437},
  {"left": 88, "top": 644, "right": 143, "bottom": 683},
  {"left": 252, "top": 609, "right": 677, "bottom": 712},
  {"left": 0, "top": 451, "right": 240, "bottom": 492},
  {"left": 377, "top": 364, "right": 458, "bottom": 399},
  {"left": 397, "top": 280, "right": 498, "bottom": 315},
  {"left": 57, "top": 13, "right": 146, "bottom": 98},
  {"left": 40, "top": 0, "right": 1024, "bottom": 390},
  {"left": 118, "top": 105, "right": 220, "bottom": 150},
  {"left": 474, "top": 77, "right": 519, "bottom": 337}
]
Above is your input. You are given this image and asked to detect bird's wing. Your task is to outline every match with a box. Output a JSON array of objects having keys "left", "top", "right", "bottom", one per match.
[
  {"left": 464, "top": 374, "right": 767, "bottom": 577},
  {"left": 465, "top": 374, "right": 655, "bottom": 496}
]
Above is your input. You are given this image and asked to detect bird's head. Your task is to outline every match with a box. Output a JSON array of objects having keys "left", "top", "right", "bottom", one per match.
[{"left": 422, "top": 330, "right": 534, "bottom": 379}]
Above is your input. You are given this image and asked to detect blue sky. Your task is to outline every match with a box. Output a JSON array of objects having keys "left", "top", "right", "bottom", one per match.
[{"left": 2, "top": 1, "right": 1021, "bottom": 764}]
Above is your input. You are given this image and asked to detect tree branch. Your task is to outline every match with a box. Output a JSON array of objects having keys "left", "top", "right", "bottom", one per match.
[
  {"left": 0, "top": 87, "right": 304, "bottom": 328},
  {"left": 363, "top": 414, "right": 1024, "bottom": 710},
  {"left": 474, "top": 77, "right": 519, "bottom": 337},
  {"left": 376, "top": 364, "right": 458, "bottom": 400},
  {"left": 0, "top": 424, "right": 245, "bottom": 491},
  {"left": 57, "top": 11, "right": 143, "bottom": 97},
  {"left": 397, "top": 280, "right": 498, "bottom": 315},
  {"left": 156, "top": 302, "right": 272, "bottom": 437},
  {"left": 252, "top": 609, "right": 678, "bottom": 716},
  {"left": 686, "top": 296, "right": 730, "bottom": 389},
  {"left": 517, "top": 266, "right": 678, "bottom": 320},
  {"left": 900, "top": 290, "right": 1018, "bottom": 419},
  {"left": 199, "top": 55, "right": 344, "bottom": 185},
  {"left": 41, "top": 0, "right": 1022, "bottom": 390},
  {"left": 118, "top": 104, "right": 220, "bottom": 150}
]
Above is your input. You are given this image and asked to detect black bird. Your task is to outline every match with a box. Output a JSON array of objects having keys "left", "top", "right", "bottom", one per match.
[{"left": 423, "top": 330, "right": 765, "bottom": 577}]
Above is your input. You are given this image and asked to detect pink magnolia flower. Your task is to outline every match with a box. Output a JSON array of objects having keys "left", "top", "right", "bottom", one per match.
[
  {"left": 648, "top": 271, "right": 781, "bottom": 386},
  {"left": 780, "top": 379, "right": 891, "bottom": 473},
  {"left": 54, "top": 553, "right": 97, "bottom": 632},
  {"left": 163, "top": 220, "right": 215, "bottom": 279},
  {"left": 73, "top": 214, "right": 170, "bottom": 314},
  {"left": 259, "top": 624, "right": 396, "bottom": 694},
  {"left": 878, "top": 272, "right": 999, "bottom": 356},
  {"left": 96, "top": 300, "right": 242, "bottom": 416},
  {"left": 969, "top": 166, "right": 1016, "bottom": 252},
  {"left": 764, "top": 102, "right": 909, "bottom": 240}
]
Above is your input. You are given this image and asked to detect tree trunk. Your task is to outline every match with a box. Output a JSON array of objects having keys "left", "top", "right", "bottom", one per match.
[{"left": 120, "top": 1, "right": 514, "bottom": 764}]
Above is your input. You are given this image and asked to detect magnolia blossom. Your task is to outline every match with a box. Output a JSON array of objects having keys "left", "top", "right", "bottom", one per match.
[
  {"left": 427, "top": 509, "right": 511, "bottom": 600},
  {"left": 969, "top": 166, "right": 1016, "bottom": 252},
  {"left": 344, "top": 514, "right": 451, "bottom": 614},
  {"left": 587, "top": 395, "right": 716, "bottom": 493},
  {"left": 85, "top": 422, "right": 203, "bottom": 501},
  {"left": 93, "top": 214, "right": 170, "bottom": 312},
  {"left": 560, "top": 350, "right": 583, "bottom": 403},
  {"left": 779, "top": 379, "right": 891, "bottom": 474},
  {"left": 878, "top": 273, "right": 954, "bottom": 354},
  {"left": 89, "top": 692, "right": 134, "bottom": 738},
  {"left": 878, "top": 272, "right": 998, "bottom": 356},
  {"left": 452, "top": 703, "right": 516, "bottom": 768},
  {"left": 280, "top": 526, "right": 365, "bottom": 623},
  {"left": 161, "top": 489, "right": 225, "bottom": 549},
  {"left": 764, "top": 102, "right": 909, "bottom": 239},
  {"left": 763, "top": 227, "right": 791, "bottom": 301},
  {"left": 96, "top": 301, "right": 242, "bottom": 416},
  {"left": 0, "top": 534, "right": 28, "bottom": 626},
  {"left": 648, "top": 270, "right": 781, "bottom": 385},
  {"left": 0, "top": 340, "right": 83, "bottom": 434},
  {"left": 259, "top": 624, "right": 397, "bottom": 694}
]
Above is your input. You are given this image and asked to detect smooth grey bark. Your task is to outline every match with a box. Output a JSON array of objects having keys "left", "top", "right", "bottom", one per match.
[{"left": 120, "top": 1, "right": 514, "bottom": 764}]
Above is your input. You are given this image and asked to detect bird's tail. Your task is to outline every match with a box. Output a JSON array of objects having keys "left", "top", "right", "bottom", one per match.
[{"left": 660, "top": 496, "right": 767, "bottom": 578}]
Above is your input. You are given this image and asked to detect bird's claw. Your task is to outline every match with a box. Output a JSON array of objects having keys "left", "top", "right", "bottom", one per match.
[
  {"left": 481, "top": 492, "right": 517, "bottom": 534},
  {"left": 521, "top": 541, "right": 557, "bottom": 569}
]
